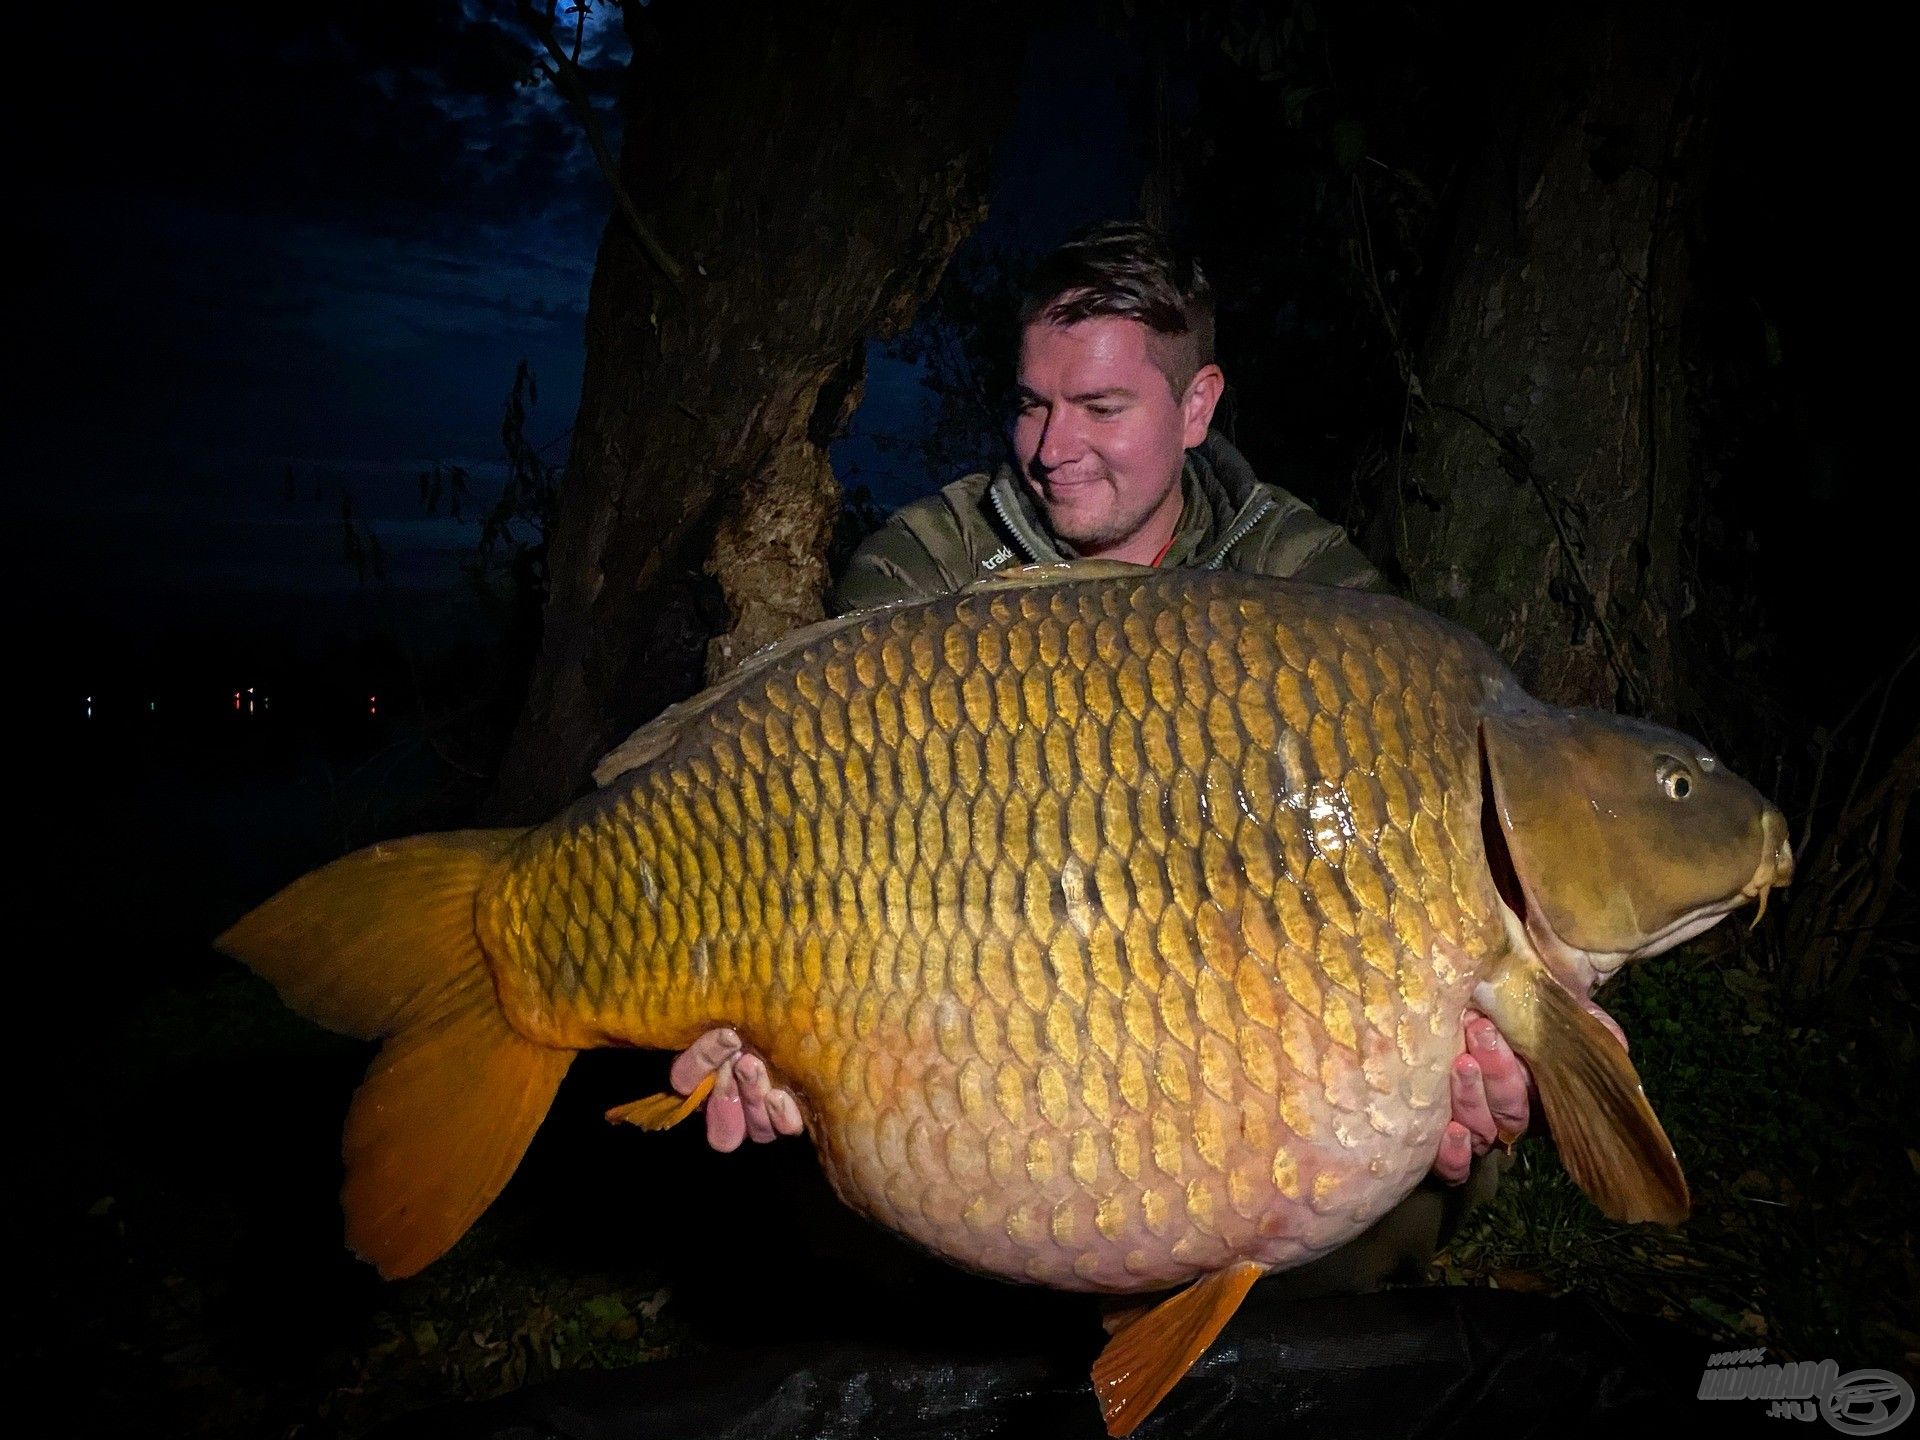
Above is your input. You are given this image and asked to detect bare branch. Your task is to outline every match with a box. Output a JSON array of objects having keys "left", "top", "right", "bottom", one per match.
[{"left": 516, "top": 1, "right": 685, "bottom": 292}]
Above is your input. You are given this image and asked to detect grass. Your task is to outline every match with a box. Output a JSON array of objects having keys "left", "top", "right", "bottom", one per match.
[{"left": 1433, "top": 922, "right": 1920, "bottom": 1378}]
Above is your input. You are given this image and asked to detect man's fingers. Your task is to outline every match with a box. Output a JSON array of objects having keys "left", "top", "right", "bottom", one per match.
[
  {"left": 669, "top": 1030, "right": 803, "bottom": 1150},
  {"left": 671, "top": 1027, "right": 742, "bottom": 1095},
  {"left": 704, "top": 1058, "right": 746, "bottom": 1153},
  {"left": 1467, "top": 1018, "right": 1530, "bottom": 1137},
  {"left": 767, "top": 1089, "right": 805, "bottom": 1136},
  {"left": 735, "top": 1053, "right": 770, "bottom": 1106},
  {"left": 1434, "top": 1121, "right": 1473, "bottom": 1185},
  {"left": 1449, "top": 1053, "right": 1497, "bottom": 1150},
  {"left": 737, "top": 1054, "right": 776, "bottom": 1144}
]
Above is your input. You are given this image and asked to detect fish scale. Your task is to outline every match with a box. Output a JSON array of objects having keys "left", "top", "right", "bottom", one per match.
[{"left": 478, "top": 573, "right": 1508, "bottom": 1292}]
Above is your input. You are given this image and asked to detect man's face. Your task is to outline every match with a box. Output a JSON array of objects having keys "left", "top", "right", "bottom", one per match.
[{"left": 1012, "top": 314, "right": 1222, "bottom": 557}]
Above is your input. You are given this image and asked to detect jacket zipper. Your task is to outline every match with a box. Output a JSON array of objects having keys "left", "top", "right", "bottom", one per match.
[
  {"left": 988, "top": 481, "right": 1053, "bottom": 563},
  {"left": 1200, "top": 496, "right": 1275, "bottom": 570}
]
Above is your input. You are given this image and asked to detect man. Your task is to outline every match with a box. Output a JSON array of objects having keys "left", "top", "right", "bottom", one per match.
[{"left": 666, "top": 223, "right": 1542, "bottom": 1295}]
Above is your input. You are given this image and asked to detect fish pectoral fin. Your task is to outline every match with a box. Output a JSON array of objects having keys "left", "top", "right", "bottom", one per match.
[
  {"left": 1091, "top": 1260, "right": 1265, "bottom": 1437},
  {"left": 606, "top": 1072, "right": 717, "bottom": 1131},
  {"left": 1483, "top": 954, "right": 1690, "bottom": 1225}
]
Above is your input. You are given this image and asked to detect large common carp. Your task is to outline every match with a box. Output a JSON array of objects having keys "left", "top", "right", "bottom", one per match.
[{"left": 219, "top": 568, "right": 1791, "bottom": 1434}]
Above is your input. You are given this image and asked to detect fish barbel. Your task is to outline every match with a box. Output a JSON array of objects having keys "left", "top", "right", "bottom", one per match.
[{"left": 219, "top": 566, "right": 1791, "bottom": 1434}]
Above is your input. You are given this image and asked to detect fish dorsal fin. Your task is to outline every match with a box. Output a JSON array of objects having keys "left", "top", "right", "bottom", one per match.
[
  {"left": 591, "top": 604, "right": 904, "bottom": 788},
  {"left": 963, "top": 559, "right": 1157, "bottom": 593},
  {"left": 1474, "top": 943, "right": 1691, "bottom": 1225},
  {"left": 593, "top": 565, "right": 1155, "bottom": 788}
]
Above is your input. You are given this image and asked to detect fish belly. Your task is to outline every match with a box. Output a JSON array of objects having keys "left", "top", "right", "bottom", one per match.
[
  {"left": 802, "top": 988, "right": 1465, "bottom": 1291},
  {"left": 483, "top": 573, "right": 1508, "bottom": 1290}
]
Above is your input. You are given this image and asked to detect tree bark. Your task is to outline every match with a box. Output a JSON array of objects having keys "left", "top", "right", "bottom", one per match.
[
  {"left": 489, "top": 0, "right": 1022, "bottom": 821},
  {"left": 1375, "top": 5, "right": 1718, "bottom": 716}
]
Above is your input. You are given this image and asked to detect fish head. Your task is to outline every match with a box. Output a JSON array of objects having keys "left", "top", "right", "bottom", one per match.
[{"left": 1479, "top": 706, "right": 1793, "bottom": 993}]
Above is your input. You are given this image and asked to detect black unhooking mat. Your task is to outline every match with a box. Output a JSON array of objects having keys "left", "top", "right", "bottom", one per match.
[{"left": 369, "top": 1287, "right": 1719, "bottom": 1440}]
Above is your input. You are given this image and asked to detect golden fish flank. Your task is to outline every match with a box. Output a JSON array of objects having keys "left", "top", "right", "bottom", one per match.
[{"left": 482, "top": 576, "right": 1507, "bottom": 1290}]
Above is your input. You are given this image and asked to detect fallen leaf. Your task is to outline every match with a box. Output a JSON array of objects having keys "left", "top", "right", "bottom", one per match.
[
  {"left": 636, "top": 1288, "right": 671, "bottom": 1321},
  {"left": 1492, "top": 1270, "right": 1551, "bottom": 1293}
]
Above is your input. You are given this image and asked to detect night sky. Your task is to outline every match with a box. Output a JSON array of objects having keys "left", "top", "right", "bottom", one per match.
[
  {"left": 23, "top": 3, "right": 620, "bottom": 623},
  {"left": 17, "top": 3, "right": 1907, "bottom": 709},
  {"left": 19, "top": 2, "right": 1148, "bottom": 657}
]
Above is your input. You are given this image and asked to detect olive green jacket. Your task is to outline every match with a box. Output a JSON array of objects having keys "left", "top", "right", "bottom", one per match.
[{"left": 829, "top": 431, "right": 1383, "bottom": 615}]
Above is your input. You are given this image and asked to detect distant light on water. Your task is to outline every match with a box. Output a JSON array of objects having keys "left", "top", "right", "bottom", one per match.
[{"left": 84, "top": 684, "right": 384, "bottom": 724}]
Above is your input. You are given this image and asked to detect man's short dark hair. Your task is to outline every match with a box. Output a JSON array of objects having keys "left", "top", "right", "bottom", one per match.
[{"left": 1018, "top": 221, "right": 1215, "bottom": 393}]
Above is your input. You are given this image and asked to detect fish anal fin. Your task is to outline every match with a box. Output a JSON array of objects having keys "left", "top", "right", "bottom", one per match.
[
  {"left": 1482, "top": 953, "right": 1690, "bottom": 1225},
  {"left": 605, "top": 1073, "right": 716, "bottom": 1131},
  {"left": 1091, "top": 1260, "right": 1265, "bottom": 1437}
]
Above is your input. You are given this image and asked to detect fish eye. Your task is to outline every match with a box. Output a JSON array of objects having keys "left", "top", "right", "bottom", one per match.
[{"left": 1656, "top": 756, "right": 1694, "bottom": 800}]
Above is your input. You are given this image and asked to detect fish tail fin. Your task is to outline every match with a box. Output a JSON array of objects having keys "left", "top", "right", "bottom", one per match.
[
  {"left": 216, "top": 830, "right": 575, "bottom": 1277},
  {"left": 340, "top": 980, "right": 573, "bottom": 1277}
]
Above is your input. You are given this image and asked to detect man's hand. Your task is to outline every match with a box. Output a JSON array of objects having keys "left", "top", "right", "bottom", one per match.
[
  {"left": 669, "top": 1028, "right": 804, "bottom": 1152},
  {"left": 676, "top": 1004, "right": 1627, "bottom": 1173},
  {"left": 1432, "top": 1009, "right": 1531, "bottom": 1184},
  {"left": 1433, "top": 1001, "right": 1629, "bottom": 1183}
]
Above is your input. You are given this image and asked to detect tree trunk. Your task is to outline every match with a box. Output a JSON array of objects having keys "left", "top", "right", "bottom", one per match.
[
  {"left": 489, "top": 0, "right": 1022, "bottom": 821},
  {"left": 1375, "top": 5, "right": 1718, "bottom": 716}
]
